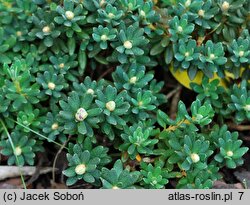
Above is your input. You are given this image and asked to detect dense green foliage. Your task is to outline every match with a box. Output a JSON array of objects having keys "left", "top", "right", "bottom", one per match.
[{"left": 0, "top": 0, "right": 249, "bottom": 189}]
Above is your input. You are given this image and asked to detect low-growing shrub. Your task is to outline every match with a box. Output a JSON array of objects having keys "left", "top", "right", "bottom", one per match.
[{"left": 0, "top": 0, "right": 249, "bottom": 189}]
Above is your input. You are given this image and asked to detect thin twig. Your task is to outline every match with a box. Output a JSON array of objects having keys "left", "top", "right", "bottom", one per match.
[
  {"left": 228, "top": 123, "right": 250, "bottom": 131},
  {"left": 98, "top": 67, "right": 114, "bottom": 80},
  {"left": 170, "top": 87, "right": 182, "bottom": 119},
  {"left": 52, "top": 136, "right": 71, "bottom": 183},
  {"left": 166, "top": 85, "right": 182, "bottom": 100}
]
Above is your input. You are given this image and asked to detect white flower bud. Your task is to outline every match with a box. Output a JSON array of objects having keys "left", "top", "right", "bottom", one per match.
[
  {"left": 239, "top": 51, "right": 244, "bottom": 57},
  {"left": 75, "top": 164, "right": 86, "bottom": 175},
  {"left": 129, "top": 76, "right": 137, "bottom": 84},
  {"left": 209, "top": 53, "right": 215, "bottom": 60},
  {"left": 87, "top": 88, "right": 94, "bottom": 95},
  {"left": 198, "top": 9, "right": 205, "bottom": 17},
  {"left": 59, "top": 63, "right": 65, "bottom": 69},
  {"left": 101, "top": 34, "right": 108, "bottom": 41},
  {"left": 177, "top": 26, "right": 183, "bottom": 33},
  {"left": 14, "top": 146, "right": 22, "bottom": 156},
  {"left": 65, "top": 11, "right": 75, "bottom": 20},
  {"left": 48, "top": 82, "right": 56, "bottom": 90},
  {"left": 185, "top": 52, "right": 190, "bottom": 57},
  {"left": 112, "top": 186, "right": 120, "bottom": 189},
  {"left": 190, "top": 153, "right": 200, "bottom": 163},
  {"left": 51, "top": 123, "right": 59, "bottom": 130},
  {"left": 75, "top": 108, "right": 88, "bottom": 121},
  {"left": 226, "top": 151, "right": 233, "bottom": 157},
  {"left": 244, "top": 104, "right": 250, "bottom": 111},
  {"left": 16, "top": 31, "right": 22, "bottom": 37},
  {"left": 108, "top": 13, "right": 115, "bottom": 18},
  {"left": 140, "top": 10, "right": 146, "bottom": 17},
  {"left": 221, "top": 1, "right": 230, "bottom": 11},
  {"left": 106, "top": 101, "right": 116, "bottom": 111},
  {"left": 185, "top": 0, "right": 191, "bottom": 7},
  {"left": 42, "top": 26, "right": 51, "bottom": 33},
  {"left": 123, "top": 40, "right": 133, "bottom": 49}
]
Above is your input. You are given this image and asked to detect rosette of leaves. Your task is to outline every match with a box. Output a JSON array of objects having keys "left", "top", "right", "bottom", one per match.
[
  {"left": 0, "top": 27, "right": 16, "bottom": 64},
  {"left": 228, "top": 80, "right": 250, "bottom": 123},
  {"left": 112, "top": 64, "right": 154, "bottom": 93},
  {"left": 59, "top": 91, "right": 102, "bottom": 137},
  {"left": 54, "top": 0, "right": 87, "bottom": 36},
  {"left": 131, "top": 90, "right": 156, "bottom": 120},
  {"left": 16, "top": 104, "right": 44, "bottom": 133},
  {"left": 140, "top": 162, "right": 169, "bottom": 189},
  {"left": 0, "top": 130, "right": 36, "bottom": 166},
  {"left": 192, "top": 0, "right": 219, "bottom": 29},
  {"left": 176, "top": 167, "right": 217, "bottom": 189},
  {"left": 2, "top": 59, "right": 40, "bottom": 110},
  {"left": 178, "top": 135, "right": 213, "bottom": 171},
  {"left": 198, "top": 40, "right": 227, "bottom": 78},
  {"left": 111, "top": 22, "right": 149, "bottom": 64},
  {"left": 42, "top": 112, "right": 64, "bottom": 142},
  {"left": 169, "top": 14, "right": 194, "bottom": 42},
  {"left": 133, "top": 1, "right": 159, "bottom": 25},
  {"left": 36, "top": 69, "right": 67, "bottom": 99},
  {"left": 119, "top": 0, "right": 144, "bottom": 12},
  {"left": 119, "top": 124, "right": 158, "bottom": 160},
  {"left": 97, "top": 3, "right": 123, "bottom": 26},
  {"left": 213, "top": 0, "right": 248, "bottom": 40},
  {"left": 190, "top": 77, "right": 225, "bottom": 107},
  {"left": 214, "top": 130, "right": 249, "bottom": 169},
  {"left": 92, "top": 25, "right": 117, "bottom": 50},
  {"left": 68, "top": 137, "right": 111, "bottom": 167},
  {"left": 29, "top": 8, "right": 61, "bottom": 47},
  {"left": 11, "top": 0, "right": 37, "bottom": 23},
  {"left": 100, "top": 159, "right": 140, "bottom": 189},
  {"left": 173, "top": 39, "right": 200, "bottom": 79},
  {"left": 148, "top": 79, "right": 166, "bottom": 106},
  {"left": 95, "top": 85, "right": 130, "bottom": 140},
  {"left": 63, "top": 144, "right": 103, "bottom": 186},
  {"left": 173, "top": 0, "right": 203, "bottom": 20},
  {"left": 189, "top": 99, "right": 215, "bottom": 126},
  {"left": 49, "top": 54, "right": 78, "bottom": 75},
  {"left": 72, "top": 76, "right": 104, "bottom": 97},
  {"left": 227, "top": 36, "right": 250, "bottom": 68}
]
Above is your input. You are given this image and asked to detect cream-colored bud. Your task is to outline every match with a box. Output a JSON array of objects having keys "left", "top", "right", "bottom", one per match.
[
  {"left": 123, "top": 40, "right": 133, "bottom": 49},
  {"left": 65, "top": 11, "right": 74, "bottom": 20},
  {"left": 42, "top": 26, "right": 51, "bottom": 33},
  {"left": 198, "top": 9, "right": 205, "bottom": 17},
  {"left": 101, "top": 34, "right": 108, "bottom": 41},
  {"left": 75, "top": 164, "right": 86, "bottom": 175},
  {"left": 106, "top": 101, "right": 116, "bottom": 111},
  {"left": 108, "top": 13, "right": 115, "bottom": 18},
  {"left": 87, "top": 88, "right": 94, "bottom": 95},
  {"left": 221, "top": 1, "right": 230, "bottom": 11},
  {"left": 75, "top": 108, "right": 88, "bottom": 121},
  {"left": 129, "top": 76, "right": 137, "bottom": 84},
  {"left": 226, "top": 151, "right": 233, "bottom": 157},
  {"left": 51, "top": 123, "right": 59, "bottom": 130},
  {"left": 185, "top": 0, "right": 191, "bottom": 7},
  {"left": 190, "top": 153, "right": 200, "bottom": 163},
  {"left": 177, "top": 26, "right": 183, "bottom": 33},
  {"left": 209, "top": 53, "right": 215, "bottom": 60},
  {"left": 239, "top": 51, "right": 244, "bottom": 57},
  {"left": 48, "top": 82, "right": 56, "bottom": 90},
  {"left": 14, "top": 146, "right": 22, "bottom": 156},
  {"left": 59, "top": 63, "right": 65, "bottom": 69},
  {"left": 16, "top": 31, "right": 22, "bottom": 37}
]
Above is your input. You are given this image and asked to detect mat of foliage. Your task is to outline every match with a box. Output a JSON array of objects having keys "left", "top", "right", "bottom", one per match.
[{"left": 0, "top": 0, "right": 249, "bottom": 189}]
